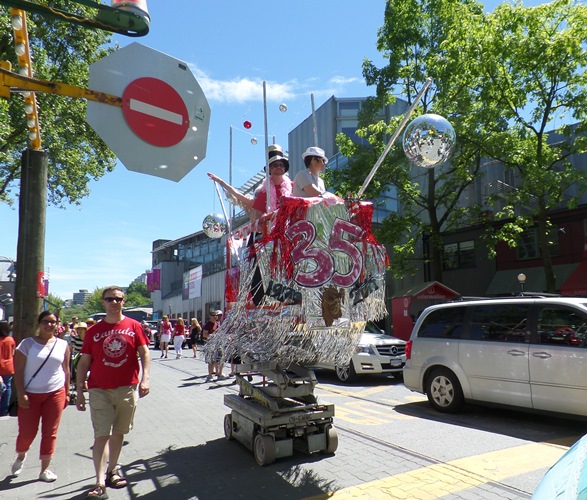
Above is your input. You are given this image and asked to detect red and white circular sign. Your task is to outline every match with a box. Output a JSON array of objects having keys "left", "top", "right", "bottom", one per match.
[{"left": 122, "top": 77, "right": 189, "bottom": 147}]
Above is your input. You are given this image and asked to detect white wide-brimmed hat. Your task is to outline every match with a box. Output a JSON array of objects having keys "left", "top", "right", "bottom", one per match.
[{"left": 302, "top": 146, "right": 328, "bottom": 164}]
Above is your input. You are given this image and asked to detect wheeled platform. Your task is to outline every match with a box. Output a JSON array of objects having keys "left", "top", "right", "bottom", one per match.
[{"left": 223, "top": 362, "right": 338, "bottom": 465}]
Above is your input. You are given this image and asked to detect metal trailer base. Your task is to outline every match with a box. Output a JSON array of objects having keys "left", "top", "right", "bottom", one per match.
[{"left": 223, "top": 363, "right": 338, "bottom": 466}]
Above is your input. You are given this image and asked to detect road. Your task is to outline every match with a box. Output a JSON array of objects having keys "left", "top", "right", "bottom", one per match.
[{"left": 1, "top": 350, "right": 585, "bottom": 499}]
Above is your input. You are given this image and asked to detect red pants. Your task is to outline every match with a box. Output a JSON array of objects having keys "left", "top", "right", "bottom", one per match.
[{"left": 16, "top": 387, "right": 66, "bottom": 460}]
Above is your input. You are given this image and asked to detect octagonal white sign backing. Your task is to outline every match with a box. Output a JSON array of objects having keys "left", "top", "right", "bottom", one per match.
[{"left": 86, "top": 43, "right": 210, "bottom": 182}]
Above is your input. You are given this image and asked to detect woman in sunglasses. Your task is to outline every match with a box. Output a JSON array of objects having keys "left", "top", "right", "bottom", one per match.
[{"left": 11, "top": 310, "right": 70, "bottom": 483}]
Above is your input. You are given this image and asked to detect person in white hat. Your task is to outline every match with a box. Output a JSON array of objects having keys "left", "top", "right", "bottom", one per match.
[
  {"left": 207, "top": 144, "right": 293, "bottom": 222},
  {"left": 293, "top": 146, "right": 329, "bottom": 198}
]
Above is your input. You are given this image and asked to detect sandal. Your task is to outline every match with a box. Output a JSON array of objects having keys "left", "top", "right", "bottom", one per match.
[
  {"left": 105, "top": 467, "right": 128, "bottom": 489},
  {"left": 86, "top": 484, "right": 108, "bottom": 499}
]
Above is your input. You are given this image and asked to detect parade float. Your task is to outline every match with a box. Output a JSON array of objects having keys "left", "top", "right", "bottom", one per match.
[{"left": 205, "top": 79, "right": 456, "bottom": 465}]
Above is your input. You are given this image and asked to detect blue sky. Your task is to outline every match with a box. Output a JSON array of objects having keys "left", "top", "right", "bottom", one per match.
[{"left": 0, "top": 0, "right": 545, "bottom": 299}]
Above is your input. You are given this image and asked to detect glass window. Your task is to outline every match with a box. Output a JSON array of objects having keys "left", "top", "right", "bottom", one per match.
[
  {"left": 469, "top": 304, "right": 529, "bottom": 343},
  {"left": 443, "top": 240, "right": 475, "bottom": 270},
  {"left": 517, "top": 227, "right": 560, "bottom": 261},
  {"left": 418, "top": 306, "right": 466, "bottom": 339},
  {"left": 537, "top": 307, "right": 587, "bottom": 347},
  {"left": 338, "top": 101, "right": 360, "bottom": 117}
]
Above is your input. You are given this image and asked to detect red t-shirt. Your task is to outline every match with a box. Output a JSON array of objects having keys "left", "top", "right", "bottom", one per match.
[
  {"left": 0, "top": 336, "right": 15, "bottom": 375},
  {"left": 173, "top": 323, "right": 185, "bottom": 337},
  {"left": 80, "top": 316, "right": 148, "bottom": 390}
]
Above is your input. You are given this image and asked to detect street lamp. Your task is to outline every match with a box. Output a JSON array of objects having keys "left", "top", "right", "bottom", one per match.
[{"left": 517, "top": 273, "right": 526, "bottom": 295}]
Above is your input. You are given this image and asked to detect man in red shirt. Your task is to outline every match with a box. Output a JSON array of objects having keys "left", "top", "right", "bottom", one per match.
[{"left": 75, "top": 286, "right": 150, "bottom": 499}]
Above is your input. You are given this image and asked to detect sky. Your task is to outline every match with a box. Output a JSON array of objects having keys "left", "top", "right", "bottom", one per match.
[{"left": 0, "top": 0, "right": 546, "bottom": 300}]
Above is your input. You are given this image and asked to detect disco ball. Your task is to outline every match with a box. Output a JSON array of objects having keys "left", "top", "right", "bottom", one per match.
[
  {"left": 202, "top": 213, "right": 227, "bottom": 239},
  {"left": 403, "top": 114, "right": 456, "bottom": 169}
]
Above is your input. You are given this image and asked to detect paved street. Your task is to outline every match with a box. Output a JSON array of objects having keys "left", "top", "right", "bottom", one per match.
[{"left": 1, "top": 346, "right": 586, "bottom": 499}]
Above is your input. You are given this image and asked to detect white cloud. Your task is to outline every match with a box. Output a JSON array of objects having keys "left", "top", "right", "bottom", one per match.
[{"left": 190, "top": 65, "right": 363, "bottom": 104}]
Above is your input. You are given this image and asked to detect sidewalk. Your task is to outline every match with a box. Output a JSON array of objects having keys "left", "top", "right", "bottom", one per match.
[{"left": 0, "top": 348, "right": 354, "bottom": 500}]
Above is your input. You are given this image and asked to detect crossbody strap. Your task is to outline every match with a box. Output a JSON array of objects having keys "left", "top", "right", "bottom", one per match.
[{"left": 24, "top": 339, "right": 58, "bottom": 391}]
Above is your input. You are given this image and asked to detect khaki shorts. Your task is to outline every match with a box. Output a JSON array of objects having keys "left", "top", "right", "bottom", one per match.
[{"left": 89, "top": 385, "right": 138, "bottom": 437}]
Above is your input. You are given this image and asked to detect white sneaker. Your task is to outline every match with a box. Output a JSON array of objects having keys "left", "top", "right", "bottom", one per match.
[
  {"left": 39, "top": 469, "right": 57, "bottom": 482},
  {"left": 11, "top": 456, "right": 25, "bottom": 476}
]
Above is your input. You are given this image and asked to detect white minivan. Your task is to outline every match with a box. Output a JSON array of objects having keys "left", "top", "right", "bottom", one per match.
[{"left": 403, "top": 296, "right": 587, "bottom": 417}]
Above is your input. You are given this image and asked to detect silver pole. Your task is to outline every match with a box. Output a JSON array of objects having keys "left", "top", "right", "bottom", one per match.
[
  {"left": 311, "top": 93, "right": 317, "bottom": 146},
  {"left": 263, "top": 81, "right": 270, "bottom": 213},
  {"left": 229, "top": 125, "right": 234, "bottom": 220},
  {"left": 357, "top": 77, "right": 433, "bottom": 198}
]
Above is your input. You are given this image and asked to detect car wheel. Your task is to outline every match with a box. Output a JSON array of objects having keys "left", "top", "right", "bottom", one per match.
[
  {"left": 253, "top": 433, "right": 276, "bottom": 466},
  {"left": 335, "top": 362, "right": 357, "bottom": 383},
  {"left": 425, "top": 368, "right": 464, "bottom": 413}
]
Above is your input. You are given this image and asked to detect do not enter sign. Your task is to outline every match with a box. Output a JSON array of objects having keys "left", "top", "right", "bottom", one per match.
[
  {"left": 122, "top": 77, "right": 189, "bottom": 147},
  {"left": 86, "top": 43, "right": 211, "bottom": 182}
]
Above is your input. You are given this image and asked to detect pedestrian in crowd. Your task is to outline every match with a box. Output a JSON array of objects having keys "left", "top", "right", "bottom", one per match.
[
  {"left": 70, "top": 316, "right": 78, "bottom": 330},
  {"left": 85, "top": 318, "right": 97, "bottom": 328},
  {"left": 159, "top": 315, "right": 172, "bottom": 359},
  {"left": 189, "top": 318, "right": 202, "bottom": 358},
  {"left": 207, "top": 144, "right": 293, "bottom": 223},
  {"left": 0, "top": 320, "right": 15, "bottom": 417},
  {"left": 172, "top": 317, "right": 186, "bottom": 359},
  {"left": 203, "top": 310, "right": 224, "bottom": 381},
  {"left": 60, "top": 322, "right": 73, "bottom": 348},
  {"left": 293, "top": 146, "right": 329, "bottom": 197},
  {"left": 11, "top": 310, "right": 70, "bottom": 482},
  {"left": 71, "top": 322, "right": 88, "bottom": 392},
  {"left": 141, "top": 320, "right": 152, "bottom": 343},
  {"left": 75, "top": 286, "right": 150, "bottom": 500}
]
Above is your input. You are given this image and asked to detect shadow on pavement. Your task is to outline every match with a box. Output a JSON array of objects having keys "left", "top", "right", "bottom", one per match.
[{"left": 124, "top": 437, "right": 336, "bottom": 499}]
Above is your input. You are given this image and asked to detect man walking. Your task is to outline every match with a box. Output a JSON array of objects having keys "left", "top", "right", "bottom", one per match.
[{"left": 75, "top": 286, "right": 150, "bottom": 499}]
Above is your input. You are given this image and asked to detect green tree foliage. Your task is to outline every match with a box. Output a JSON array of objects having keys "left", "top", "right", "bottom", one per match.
[
  {"left": 124, "top": 281, "right": 151, "bottom": 307},
  {"left": 332, "top": 0, "right": 587, "bottom": 292},
  {"left": 331, "top": 0, "right": 486, "bottom": 281},
  {"left": 441, "top": 0, "right": 587, "bottom": 291},
  {"left": 0, "top": 3, "right": 117, "bottom": 207}
]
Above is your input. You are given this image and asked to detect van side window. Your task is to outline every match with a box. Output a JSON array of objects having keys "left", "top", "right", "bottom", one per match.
[
  {"left": 537, "top": 307, "right": 587, "bottom": 347},
  {"left": 417, "top": 307, "right": 465, "bottom": 339},
  {"left": 469, "top": 304, "right": 529, "bottom": 343}
]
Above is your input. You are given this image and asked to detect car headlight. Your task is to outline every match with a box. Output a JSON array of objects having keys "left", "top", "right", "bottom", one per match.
[{"left": 355, "top": 344, "right": 375, "bottom": 355}]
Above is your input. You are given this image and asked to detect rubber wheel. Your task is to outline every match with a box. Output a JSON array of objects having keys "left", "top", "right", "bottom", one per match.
[
  {"left": 325, "top": 425, "right": 338, "bottom": 454},
  {"left": 426, "top": 368, "right": 464, "bottom": 413},
  {"left": 253, "top": 433, "right": 276, "bottom": 466},
  {"left": 335, "top": 362, "right": 357, "bottom": 383},
  {"left": 224, "top": 414, "right": 234, "bottom": 440}
]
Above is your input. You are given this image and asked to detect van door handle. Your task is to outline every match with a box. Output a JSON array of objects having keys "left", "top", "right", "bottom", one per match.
[
  {"left": 507, "top": 350, "right": 526, "bottom": 356},
  {"left": 532, "top": 352, "right": 552, "bottom": 359}
]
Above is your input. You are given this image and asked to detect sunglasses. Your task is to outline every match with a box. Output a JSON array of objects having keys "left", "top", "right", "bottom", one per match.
[
  {"left": 314, "top": 157, "right": 326, "bottom": 164},
  {"left": 103, "top": 297, "right": 124, "bottom": 303},
  {"left": 40, "top": 320, "right": 57, "bottom": 325}
]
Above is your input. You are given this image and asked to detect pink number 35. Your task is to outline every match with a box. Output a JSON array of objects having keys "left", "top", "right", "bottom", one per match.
[{"left": 285, "top": 218, "right": 364, "bottom": 288}]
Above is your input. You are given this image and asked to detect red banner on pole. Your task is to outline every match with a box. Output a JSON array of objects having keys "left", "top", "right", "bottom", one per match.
[{"left": 37, "top": 272, "right": 45, "bottom": 297}]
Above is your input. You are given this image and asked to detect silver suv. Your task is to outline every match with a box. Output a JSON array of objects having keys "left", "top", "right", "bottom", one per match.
[
  {"left": 404, "top": 296, "right": 587, "bottom": 417},
  {"left": 313, "top": 322, "right": 406, "bottom": 383}
]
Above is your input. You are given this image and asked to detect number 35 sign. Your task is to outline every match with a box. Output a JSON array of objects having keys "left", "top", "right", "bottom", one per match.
[{"left": 258, "top": 197, "right": 389, "bottom": 325}]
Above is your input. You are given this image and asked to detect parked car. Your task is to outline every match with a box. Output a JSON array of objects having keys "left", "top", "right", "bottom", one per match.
[
  {"left": 312, "top": 322, "right": 406, "bottom": 383},
  {"left": 403, "top": 296, "right": 587, "bottom": 417}
]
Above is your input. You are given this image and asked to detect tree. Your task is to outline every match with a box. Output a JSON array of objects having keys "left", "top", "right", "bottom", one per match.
[
  {"left": 441, "top": 0, "right": 587, "bottom": 292},
  {"left": 331, "top": 0, "right": 587, "bottom": 292},
  {"left": 331, "top": 0, "right": 487, "bottom": 281},
  {"left": 0, "top": 3, "right": 117, "bottom": 207},
  {"left": 124, "top": 281, "right": 151, "bottom": 307}
]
